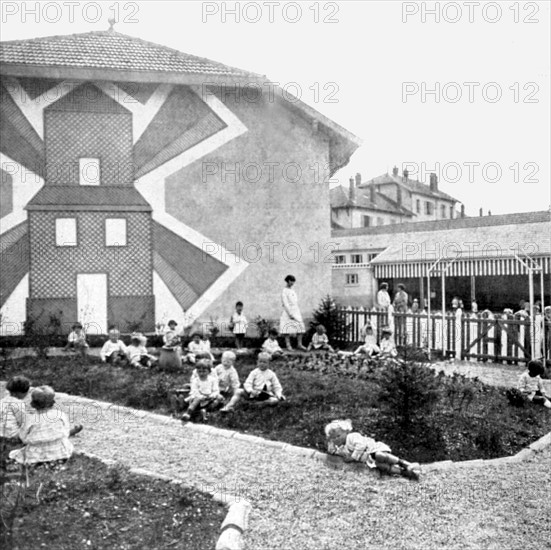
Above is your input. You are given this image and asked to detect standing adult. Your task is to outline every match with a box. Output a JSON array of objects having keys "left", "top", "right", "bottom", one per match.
[
  {"left": 280, "top": 275, "right": 306, "bottom": 351},
  {"left": 376, "top": 282, "right": 391, "bottom": 309},
  {"left": 393, "top": 284, "right": 409, "bottom": 313}
]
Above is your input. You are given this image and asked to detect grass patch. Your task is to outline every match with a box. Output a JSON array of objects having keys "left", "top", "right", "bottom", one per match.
[
  {"left": 1, "top": 454, "right": 225, "bottom": 550},
  {"left": 1, "top": 353, "right": 549, "bottom": 463}
]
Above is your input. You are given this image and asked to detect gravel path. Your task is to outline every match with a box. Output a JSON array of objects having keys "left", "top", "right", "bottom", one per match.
[{"left": 2, "top": 360, "right": 550, "bottom": 549}]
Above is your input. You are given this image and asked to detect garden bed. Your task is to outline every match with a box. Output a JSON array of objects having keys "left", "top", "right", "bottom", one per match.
[
  {"left": 1, "top": 454, "right": 225, "bottom": 550},
  {"left": 1, "top": 354, "right": 549, "bottom": 464}
]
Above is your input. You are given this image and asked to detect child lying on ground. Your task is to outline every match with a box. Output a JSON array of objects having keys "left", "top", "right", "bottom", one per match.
[
  {"left": 181, "top": 359, "right": 224, "bottom": 422},
  {"left": 325, "top": 419, "right": 420, "bottom": 480},
  {"left": 518, "top": 360, "right": 551, "bottom": 409}
]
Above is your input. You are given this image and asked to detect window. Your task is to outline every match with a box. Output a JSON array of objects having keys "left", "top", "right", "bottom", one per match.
[
  {"left": 366, "top": 253, "right": 378, "bottom": 261},
  {"left": 334, "top": 254, "right": 346, "bottom": 264},
  {"left": 425, "top": 201, "right": 433, "bottom": 215},
  {"left": 345, "top": 273, "right": 359, "bottom": 285},
  {"left": 56, "top": 218, "right": 77, "bottom": 246},
  {"left": 416, "top": 199, "right": 421, "bottom": 213},
  {"left": 351, "top": 254, "right": 363, "bottom": 264},
  {"left": 79, "top": 158, "right": 100, "bottom": 186},
  {"left": 441, "top": 204, "right": 446, "bottom": 218},
  {"left": 105, "top": 218, "right": 127, "bottom": 246},
  {"left": 450, "top": 206, "right": 454, "bottom": 219},
  {"left": 362, "top": 215, "right": 370, "bottom": 227}
]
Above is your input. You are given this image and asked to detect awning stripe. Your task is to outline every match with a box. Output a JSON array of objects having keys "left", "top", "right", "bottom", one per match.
[{"left": 373, "top": 256, "right": 550, "bottom": 279}]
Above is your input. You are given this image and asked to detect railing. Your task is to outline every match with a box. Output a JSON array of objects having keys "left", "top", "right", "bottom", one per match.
[{"left": 335, "top": 307, "right": 549, "bottom": 364}]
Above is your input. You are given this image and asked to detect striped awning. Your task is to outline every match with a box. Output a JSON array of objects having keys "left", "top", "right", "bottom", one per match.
[{"left": 373, "top": 255, "right": 551, "bottom": 279}]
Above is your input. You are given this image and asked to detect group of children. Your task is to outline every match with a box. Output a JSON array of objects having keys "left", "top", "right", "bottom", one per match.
[{"left": 0, "top": 377, "right": 82, "bottom": 468}]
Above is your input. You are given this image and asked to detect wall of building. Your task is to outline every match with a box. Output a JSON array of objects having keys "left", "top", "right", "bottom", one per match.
[
  {"left": 331, "top": 264, "right": 377, "bottom": 308},
  {"left": 332, "top": 207, "right": 406, "bottom": 228},
  {"left": 411, "top": 194, "right": 455, "bottom": 222},
  {"left": 164, "top": 90, "right": 333, "bottom": 327}
]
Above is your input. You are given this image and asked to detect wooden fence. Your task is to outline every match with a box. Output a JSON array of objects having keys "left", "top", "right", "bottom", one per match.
[{"left": 335, "top": 307, "right": 550, "bottom": 364}]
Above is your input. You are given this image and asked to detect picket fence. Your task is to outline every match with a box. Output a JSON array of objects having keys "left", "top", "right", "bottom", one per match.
[{"left": 335, "top": 307, "right": 549, "bottom": 364}]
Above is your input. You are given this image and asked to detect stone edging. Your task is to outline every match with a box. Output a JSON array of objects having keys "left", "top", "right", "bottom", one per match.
[
  {"left": 56, "top": 390, "right": 551, "bottom": 475},
  {"left": 75, "top": 449, "right": 252, "bottom": 550}
]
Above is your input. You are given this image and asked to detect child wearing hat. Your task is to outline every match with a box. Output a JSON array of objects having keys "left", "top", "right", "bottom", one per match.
[
  {"left": 325, "top": 419, "right": 420, "bottom": 480},
  {"left": 353, "top": 321, "right": 380, "bottom": 357},
  {"left": 379, "top": 327, "right": 398, "bottom": 358},
  {"left": 126, "top": 333, "right": 157, "bottom": 368}
]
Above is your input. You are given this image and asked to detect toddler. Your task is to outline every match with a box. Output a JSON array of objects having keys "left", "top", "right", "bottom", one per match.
[
  {"left": 221, "top": 352, "right": 285, "bottom": 412},
  {"left": 100, "top": 329, "right": 127, "bottom": 364},
  {"left": 353, "top": 322, "right": 380, "bottom": 357},
  {"left": 181, "top": 359, "right": 224, "bottom": 422},
  {"left": 325, "top": 419, "right": 420, "bottom": 480},
  {"left": 262, "top": 328, "right": 284, "bottom": 358},
  {"left": 65, "top": 322, "right": 88, "bottom": 354},
  {"left": 308, "top": 324, "right": 334, "bottom": 352},
  {"left": 214, "top": 351, "right": 241, "bottom": 401},
  {"left": 379, "top": 327, "right": 398, "bottom": 358},
  {"left": 1, "top": 376, "right": 32, "bottom": 464},
  {"left": 230, "top": 301, "right": 248, "bottom": 349},
  {"left": 163, "top": 320, "right": 181, "bottom": 349},
  {"left": 518, "top": 360, "right": 551, "bottom": 408},
  {"left": 126, "top": 334, "right": 156, "bottom": 368}
]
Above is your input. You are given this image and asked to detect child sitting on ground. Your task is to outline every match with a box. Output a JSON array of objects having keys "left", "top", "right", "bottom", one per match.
[
  {"left": 64, "top": 322, "right": 89, "bottom": 354},
  {"left": 379, "top": 327, "right": 398, "bottom": 358},
  {"left": 518, "top": 360, "right": 551, "bottom": 409},
  {"left": 221, "top": 352, "right": 285, "bottom": 412},
  {"left": 262, "top": 328, "right": 284, "bottom": 359},
  {"left": 100, "top": 329, "right": 128, "bottom": 364},
  {"left": 325, "top": 419, "right": 420, "bottom": 480},
  {"left": 181, "top": 359, "right": 224, "bottom": 422},
  {"left": 308, "top": 324, "right": 335, "bottom": 353},
  {"left": 353, "top": 321, "right": 380, "bottom": 357},
  {"left": 126, "top": 334, "right": 157, "bottom": 368},
  {"left": 214, "top": 351, "right": 241, "bottom": 403},
  {"left": 229, "top": 301, "right": 248, "bottom": 349}
]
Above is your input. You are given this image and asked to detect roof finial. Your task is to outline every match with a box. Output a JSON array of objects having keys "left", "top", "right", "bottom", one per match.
[{"left": 108, "top": 17, "right": 116, "bottom": 32}]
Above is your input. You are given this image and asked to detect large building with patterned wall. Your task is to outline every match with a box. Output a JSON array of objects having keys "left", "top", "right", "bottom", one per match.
[{"left": 0, "top": 29, "right": 360, "bottom": 335}]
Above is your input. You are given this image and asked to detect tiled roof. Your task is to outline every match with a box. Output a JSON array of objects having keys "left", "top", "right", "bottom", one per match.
[
  {"left": 359, "top": 173, "right": 458, "bottom": 202},
  {"left": 332, "top": 210, "right": 551, "bottom": 262},
  {"left": 0, "top": 30, "right": 262, "bottom": 78},
  {"left": 25, "top": 186, "right": 152, "bottom": 211},
  {"left": 330, "top": 185, "right": 414, "bottom": 216}
]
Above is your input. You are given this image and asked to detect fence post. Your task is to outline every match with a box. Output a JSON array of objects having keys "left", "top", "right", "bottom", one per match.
[{"left": 454, "top": 308, "right": 462, "bottom": 361}]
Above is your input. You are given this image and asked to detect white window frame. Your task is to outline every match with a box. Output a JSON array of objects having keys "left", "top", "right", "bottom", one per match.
[
  {"left": 105, "top": 218, "right": 127, "bottom": 247},
  {"left": 79, "top": 157, "right": 100, "bottom": 186},
  {"left": 55, "top": 218, "right": 77, "bottom": 246},
  {"left": 351, "top": 254, "right": 363, "bottom": 264},
  {"left": 345, "top": 273, "right": 359, "bottom": 286},
  {"left": 334, "top": 254, "right": 346, "bottom": 264}
]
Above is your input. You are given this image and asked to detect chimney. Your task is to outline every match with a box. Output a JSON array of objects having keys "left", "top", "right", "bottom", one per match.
[
  {"left": 396, "top": 186, "right": 402, "bottom": 206},
  {"left": 479, "top": 207, "right": 483, "bottom": 217},
  {"left": 429, "top": 173, "right": 438, "bottom": 191},
  {"left": 402, "top": 169, "right": 409, "bottom": 182},
  {"left": 349, "top": 177, "right": 356, "bottom": 202},
  {"left": 370, "top": 183, "right": 376, "bottom": 204},
  {"left": 355, "top": 173, "right": 361, "bottom": 187},
  {"left": 460, "top": 204, "right": 465, "bottom": 218},
  {"left": 392, "top": 166, "right": 399, "bottom": 177}
]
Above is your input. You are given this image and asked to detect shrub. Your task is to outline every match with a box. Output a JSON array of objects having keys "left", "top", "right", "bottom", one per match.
[{"left": 310, "top": 295, "right": 347, "bottom": 341}]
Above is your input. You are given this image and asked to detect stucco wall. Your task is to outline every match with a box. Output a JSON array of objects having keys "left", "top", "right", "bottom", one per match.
[
  {"left": 165, "top": 91, "right": 333, "bottom": 327},
  {"left": 331, "top": 265, "right": 377, "bottom": 308}
]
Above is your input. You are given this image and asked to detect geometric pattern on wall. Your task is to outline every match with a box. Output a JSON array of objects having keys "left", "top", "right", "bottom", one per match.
[
  {"left": 116, "top": 81, "right": 158, "bottom": 104},
  {"left": 0, "top": 81, "right": 45, "bottom": 175},
  {"left": 28, "top": 211, "right": 152, "bottom": 298},
  {"left": 133, "top": 85, "right": 225, "bottom": 176},
  {"left": 0, "top": 221, "right": 29, "bottom": 307},
  {"left": 0, "top": 167, "right": 13, "bottom": 218},
  {"left": 17, "top": 76, "right": 61, "bottom": 100}
]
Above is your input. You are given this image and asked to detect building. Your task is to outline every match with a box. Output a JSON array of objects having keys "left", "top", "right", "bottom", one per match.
[
  {"left": 331, "top": 166, "right": 460, "bottom": 229},
  {"left": 331, "top": 210, "right": 550, "bottom": 310},
  {"left": 0, "top": 27, "right": 360, "bottom": 334}
]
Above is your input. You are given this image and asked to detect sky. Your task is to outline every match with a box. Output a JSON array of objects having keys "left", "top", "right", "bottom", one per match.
[{"left": 1, "top": 0, "right": 550, "bottom": 216}]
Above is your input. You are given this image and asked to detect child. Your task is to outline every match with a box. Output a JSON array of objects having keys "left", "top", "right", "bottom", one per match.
[
  {"left": 200, "top": 333, "right": 215, "bottom": 361},
  {"left": 379, "top": 327, "right": 398, "bottom": 358},
  {"left": 229, "top": 301, "right": 248, "bottom": 349},
  {"left": 353, "top": 321, "right": 380, "bottom": 357},
  {"left": 325, "top": 419, "right": 420, "bottom": 480},
  {"left": 181, "top": 359, "right": 224, "bottom": 422},
  {"left": 221, "top": 352, "right": 285, "bottom": 412},
  {"left": 163, "top": 320, "right": 181, "bottom": 349},
  {"left": 517, "top": 360, "right": 551, "bottom": 408},
  {"left": 126, "top": 334, "right": 156, "bottom": 368},
  {"left": 64, "top": 322, "right": 88, "bottom": 354},
  {"left": 1, "top": 376, "right": 32, "bottom": 463},
  {"left": 100, "top": 329, "right": 127, "bottom": 364},
  {"left": 9, "top": 386, "right": 82, "bottom": 465},
  {"left": 308, "top": 324, "right": 335, "bottom": 352},
  {"left": 214, "top": 351, "right": 240, "bottom": 401},
  {"left": 262, "top": 328, "right": 284, "bottom": 359}
]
